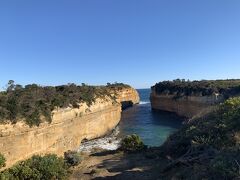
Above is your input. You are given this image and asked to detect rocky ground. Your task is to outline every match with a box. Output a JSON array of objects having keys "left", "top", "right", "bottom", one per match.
[{"left": 69, "top": 149, "right": 168, "bottom": 180}]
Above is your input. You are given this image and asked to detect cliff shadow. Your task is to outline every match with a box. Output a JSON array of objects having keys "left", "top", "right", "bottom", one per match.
[
  {"left": 151, "top": 109, "right": 185, "bottom": 127},
  {"left": 91, "top": 150, "right": 168, "bottom": 180}
]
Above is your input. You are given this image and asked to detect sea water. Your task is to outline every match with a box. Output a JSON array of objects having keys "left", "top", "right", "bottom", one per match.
[
  {"left": 119, "top": 89, "right": 183, "bottom": 147},
  {"left": 79, "top": 89, "right": 183, "bottom": 152}
]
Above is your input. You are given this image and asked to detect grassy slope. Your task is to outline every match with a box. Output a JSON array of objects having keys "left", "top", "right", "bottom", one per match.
[{"left": 159, "top": 97, "right": 240, "bottom": 179}]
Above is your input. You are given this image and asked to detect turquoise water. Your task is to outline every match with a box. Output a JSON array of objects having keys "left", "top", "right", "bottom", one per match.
[{"left": 119, "top": 89, "right": 183, "bottom": 147}]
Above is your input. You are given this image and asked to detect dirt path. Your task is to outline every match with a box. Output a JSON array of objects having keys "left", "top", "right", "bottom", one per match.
[{"left": 69, "top": 150, "right": 166, "bottom": 180}]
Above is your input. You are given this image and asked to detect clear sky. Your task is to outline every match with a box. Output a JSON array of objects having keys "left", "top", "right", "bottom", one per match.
[{"left": 0, "top": 0, "right": 240, "bottom": 89}]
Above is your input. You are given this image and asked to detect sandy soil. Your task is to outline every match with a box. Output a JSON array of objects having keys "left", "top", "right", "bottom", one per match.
[{"left": 69, "top": 149, "right": 168, "bottom": 180}]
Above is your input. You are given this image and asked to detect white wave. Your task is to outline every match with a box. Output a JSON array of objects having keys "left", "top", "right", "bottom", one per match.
[
  {"left": 139, "top": 101, "right": 150, "bottom": 105},
  {"left": 78, "top": 127, "right": 121, "bottom": 152}
]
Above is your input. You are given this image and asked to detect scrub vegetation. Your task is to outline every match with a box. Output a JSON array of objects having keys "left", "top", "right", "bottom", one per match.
[
  {"left": 153, "top": 79, "right": 240, "bottom": 97},
  {"left": 161, "top": 97, "right": 240, "bottom": 179},
  {"left": 0, "top": 152, "right": 82, "bottom": 180},
  {"left": 0, "top": 81, "right": 129, "bottom": 127},
  {"left": 0, "top": 154, "right": 68, "bottom": 180},
  {"left": 120, "top": 134, "right": 146, "bottom": 153},
  {"left": 0, "top": 153, "right": 6, "bottom": 169}
]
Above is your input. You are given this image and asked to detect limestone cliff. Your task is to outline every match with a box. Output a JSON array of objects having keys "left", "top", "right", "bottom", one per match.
[
  {"left": 0, "top": 87, "right": 139, "bottom": 168},
  {"left": 150, "top": 90, "right": 224, "bottom": 118},
  {"left": 116, "top": 87, "right": 140, "bottom": 109},
  {"left": 150, "top": 79, "right": 240, "bottom": 118}
]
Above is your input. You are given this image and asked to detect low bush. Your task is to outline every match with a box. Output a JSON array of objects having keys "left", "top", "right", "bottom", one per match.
[
  {"left": 0, "top": 154, "right": 68, "bottom": 180},
  {"left": 120, "top": 134, "right": 146, "bottom": 153},
  {"left": 64, "top": 151, "right": 82, "bottom": 167},
  {"left": 0, "top": 153, "right": 6, "bottom": 169},
  {"left": 160, "top": 97, "right": 240, "bottom": 179},
  {"left": 210, "top": 150, "right": 240, "bottom": 179}
]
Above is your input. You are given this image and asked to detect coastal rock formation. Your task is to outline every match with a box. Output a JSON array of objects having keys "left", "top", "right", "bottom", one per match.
[
  {"left": 150, "top": 91, "right": 222, "bottom": 118},
  {"left": 116, "top": 87, "right": 140, "bottom": 109},
  {"left": 0, "top": 87, "right": 139, "bottom": 168},
  {"left": 150, "top": 79, "right": 240, "bottom": 118}
]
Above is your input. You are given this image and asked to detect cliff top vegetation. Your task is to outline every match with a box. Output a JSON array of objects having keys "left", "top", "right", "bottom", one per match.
[
  {"left": 152, "top": 79, "right": 240, "bottom": 97},
  {"left": 0, "top": 80, "right": 130, "bottom": 127},
  {"left": 160, "top": 97, "right": 240, "bottom": 179}
]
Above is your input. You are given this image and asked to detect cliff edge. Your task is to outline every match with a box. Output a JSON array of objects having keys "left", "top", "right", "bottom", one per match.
[
  {"left": 0, "top": 86, "right": 139, "bottom": 168},
  {"left": 150, "top": 91, "right": 222, "bottom": 118},
  {"left": 151, "top": 79, "right": 240, "bottom": 118}
]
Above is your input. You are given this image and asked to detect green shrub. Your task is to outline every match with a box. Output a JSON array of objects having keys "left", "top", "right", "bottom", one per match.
[
  {"left": 219, "top": 97, "right": 240, "bottom": 131},
  {"left": 160, "top": 97, "right": 240, "bottom": 179},
  {"left": 153, "top": 79, "right": 240, "bottom": 97},
  {"left": 120, "top": 134, "right": 145, "bottom": 153},
  {"left": 64, "top": 151, "right": 82, "bottom": 167},
  {"left": 167, "top": 97, "right": 240, "bottom": 151},
  {"left": 210, "top": 151, "right": 240, "bottom": 179},
  {"left": 0, "top": 153, "right": 6, "bottom": 169},
  {"left": 0, "top": 81, "right": 127, "bottom": 127},
  {"left": 0, "top": 154, "right": 68, "bottom": 180}
]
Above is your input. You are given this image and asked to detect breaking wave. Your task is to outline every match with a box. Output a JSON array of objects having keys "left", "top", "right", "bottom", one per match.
[
  {"left": 139, "top": 101, "right": 150, "bottom": 105},
  {"left": 78, "top": 126, "right": 121, "bottom": 152}
]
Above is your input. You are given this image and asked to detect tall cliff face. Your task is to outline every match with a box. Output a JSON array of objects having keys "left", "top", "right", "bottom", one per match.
[
  {"left": 150, "top": 90, "right": 223, "bottom": 118},
  {"left": 150, "top": 79, "right": 240, "bottom": 118},
  {"left": 0, "top": 87, "right": 139, "bottom": 168}
]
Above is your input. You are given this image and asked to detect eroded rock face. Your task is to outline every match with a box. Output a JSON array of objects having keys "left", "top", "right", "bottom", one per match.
[
  {"left": 116, "top": 87, "right": 140, "bottom": 105},
  {"left": 150, "top": 90, "right": 223, "bottom": 118},
  {"left": 116, "top": 87, "right": 140, "bottom": 109},
  {"left": 0, "top": 87, "right": 139, "bottom": 168}
]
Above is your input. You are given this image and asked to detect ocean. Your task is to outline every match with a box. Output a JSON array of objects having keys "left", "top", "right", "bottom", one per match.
[
  {"left": 79, "top": 89, "right": 183, "bottom": 152},
  {"left": 119, "top": 89, "right": 183, "bottom": 146}
]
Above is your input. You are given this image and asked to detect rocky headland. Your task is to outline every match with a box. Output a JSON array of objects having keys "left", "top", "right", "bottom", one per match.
[
  {"left": 151, "top": 79, "right": 240, "bottom": 118},
  {"left": 0, "top": 83, "right": 139, "bottom": 168}
]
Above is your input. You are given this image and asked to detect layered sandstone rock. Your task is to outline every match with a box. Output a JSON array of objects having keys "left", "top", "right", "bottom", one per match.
[
  {"left": 150, "top": 90, "right": 223, "bottom": 118},
  {"left": 116, "top": 87, "right": 140, "bottom": 109},
  {"left": 0, "top": 87, "right": 139, "bottom": 168}
]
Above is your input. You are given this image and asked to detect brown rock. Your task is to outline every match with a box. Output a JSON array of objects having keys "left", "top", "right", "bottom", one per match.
[{"left": 150, "top": 90, "right": 223, "bottom": 118}]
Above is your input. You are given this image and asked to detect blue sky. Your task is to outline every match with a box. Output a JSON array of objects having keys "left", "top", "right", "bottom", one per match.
[{"left": 0, "top": 0, "right": 240, "bottom": 89}]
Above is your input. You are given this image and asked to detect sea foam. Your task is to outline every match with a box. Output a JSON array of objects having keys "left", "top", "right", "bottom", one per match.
[
  {"left": 78, "top": 127, "right": 121, "bottom": 152},
  {"left": 139, "top": 101, "right": 150, "bottom": 105}
]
